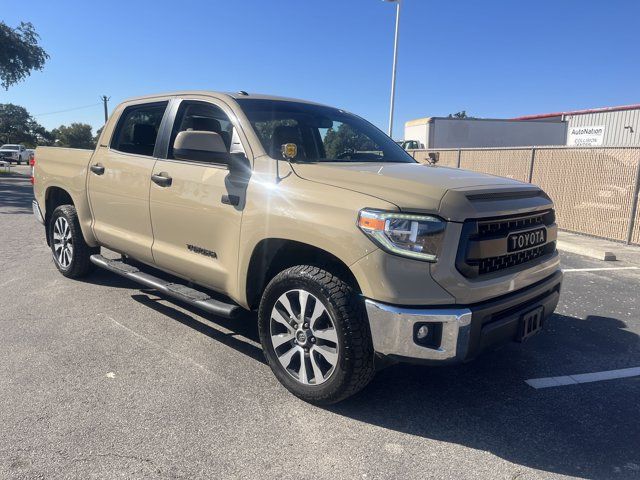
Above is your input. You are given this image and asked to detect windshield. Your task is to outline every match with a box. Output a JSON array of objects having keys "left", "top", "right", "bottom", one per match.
[
  {"left": 0, "top": 145, "right": 19, "bottom": 150},
  {"left": 236, "top": 99, "right": 415, "bottom": 163}
]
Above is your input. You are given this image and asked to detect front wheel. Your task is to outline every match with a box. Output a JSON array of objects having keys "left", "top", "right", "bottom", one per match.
[
  {"left": 49, "top": 205, "right": 99, "bottom": 278},
  {"left": 258, "top": 265, "right": 375, "bottom": 404}
]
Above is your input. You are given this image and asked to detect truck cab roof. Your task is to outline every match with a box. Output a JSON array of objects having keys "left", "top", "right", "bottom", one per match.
[{"left": 120, "top": 90, "right": 330, "bottom": 108}]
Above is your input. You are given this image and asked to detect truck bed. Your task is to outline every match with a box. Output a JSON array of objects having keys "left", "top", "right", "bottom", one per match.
[{"left": 33, "top": 146, "right": 96, "bottom": 243}]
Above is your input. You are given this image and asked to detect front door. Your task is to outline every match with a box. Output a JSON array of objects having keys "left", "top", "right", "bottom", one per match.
[
  {"left": 149, "top": 99, "right": 247, "bottom": 294},
  {"left": 87, "top": 101, "right": 169, "bottom": 264}
]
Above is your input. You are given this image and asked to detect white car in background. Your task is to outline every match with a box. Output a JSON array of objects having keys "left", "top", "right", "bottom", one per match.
[{"left": 0, "top": 144, "right": 30, "bottom": 164}]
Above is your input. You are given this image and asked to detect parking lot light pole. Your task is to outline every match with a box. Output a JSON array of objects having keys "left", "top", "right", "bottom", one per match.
[{"left": 384, "top": 0, "right": 401, "bottom": 139}]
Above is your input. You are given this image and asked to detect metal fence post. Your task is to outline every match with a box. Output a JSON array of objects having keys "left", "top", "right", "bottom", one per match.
[
  {"left": 626, "top": 158, "right": 640, "bottom": 244},
  {"left": 457, "top": 149, "right": 462, "bottom": 168},
  {"left": 527, "top": 147, "right": 536, "bottom": 183}
]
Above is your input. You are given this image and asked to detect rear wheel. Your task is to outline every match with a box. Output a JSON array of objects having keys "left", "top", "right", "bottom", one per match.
[
  {"left": 49, "top": 205, "right": 99, "bottom": 278},
  {"left": 258, "top": 265, "right": 375, "bottom": 404}
]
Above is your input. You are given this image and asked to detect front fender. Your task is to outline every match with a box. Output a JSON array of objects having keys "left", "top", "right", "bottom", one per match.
[{"left": 235, "top": 166, "right": 395, "bottom": 307}]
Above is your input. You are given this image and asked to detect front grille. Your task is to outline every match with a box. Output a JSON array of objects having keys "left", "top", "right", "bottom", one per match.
[
  {"left": 477, "top": 213, "right": 547, "bottom": 238},
  {"left": 456, "top": 210, "right": 556, "bottom": 278},
  {"left": 478, "top": 245, "right": 548, "bottom": 275}
]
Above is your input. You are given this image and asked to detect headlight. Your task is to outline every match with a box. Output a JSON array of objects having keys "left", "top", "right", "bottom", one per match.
[{"left": 357, "top": 209, "right": 446, "bottom": 262}]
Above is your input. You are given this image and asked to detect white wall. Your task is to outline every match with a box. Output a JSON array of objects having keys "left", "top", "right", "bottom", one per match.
[
  {"left": 404, "top": 123, "right": 429, "bottom": 148},
  {"left": 431, "top": 119, "right": 566, "bottom": 148},
  {"left": 404, "top": 118, "right": 567, "bottom": 148},
  {"left": 566, "top": 109, "right": 640, "bottom": 146}
]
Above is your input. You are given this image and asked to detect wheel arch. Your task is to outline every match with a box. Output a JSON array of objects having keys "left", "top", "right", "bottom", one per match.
[
  {"left": 44, "top": 186, "right": 75, "bottom": 245},
  {"left": 245, "top": 238, "right": 361, "bottom": 310}
]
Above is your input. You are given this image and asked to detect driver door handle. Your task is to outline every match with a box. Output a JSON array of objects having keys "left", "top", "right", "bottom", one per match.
[
  {"left": 151, "top": 172, "right": 172, "bottom": 187},
  {"left": 90, "top": 163, "right": 105, "bottom": 175}
]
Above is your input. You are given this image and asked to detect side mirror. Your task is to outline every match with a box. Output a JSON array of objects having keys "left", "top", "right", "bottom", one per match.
[
  {"left": 173, "top": 130, "right": 229, "bottom": 163},
  {"left": 228, "top": 152, "right": 251, "bottom": 178},
  {"left": 427, "top": 152, "right": 439, "bottom": 165}
]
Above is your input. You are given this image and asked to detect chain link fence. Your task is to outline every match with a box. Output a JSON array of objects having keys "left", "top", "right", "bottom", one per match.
[{"left": 408, "top": 146, "right": 640, "bottom": 245}]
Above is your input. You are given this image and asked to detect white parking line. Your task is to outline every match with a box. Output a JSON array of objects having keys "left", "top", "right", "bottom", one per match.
[
  {"left": 562, "top": 267, "right": 640, "bottom": 272},
  {"left": 526, "top": 367, "right": 640, "bottom": 389}
]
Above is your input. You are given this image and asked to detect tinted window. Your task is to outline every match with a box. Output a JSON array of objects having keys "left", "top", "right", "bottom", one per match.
[
  {"left": 168, "top": 101, "right": 241, "bottom": 161},
  {"left": 111, "top": 102, "right": 168, "bottom": 156},
  {"left": 236, "top": 99, "right": 415, "bottom": 163}
]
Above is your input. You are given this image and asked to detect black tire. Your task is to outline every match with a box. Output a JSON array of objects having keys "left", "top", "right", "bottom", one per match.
[
  {"left": 258, "top": 265, "right": 375, "bottom": 404},
  {"left": 49, "top": 205, "right": 99, "bottom": 278}
]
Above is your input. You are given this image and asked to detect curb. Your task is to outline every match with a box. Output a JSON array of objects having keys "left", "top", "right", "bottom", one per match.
[{"left": 556, "top": 241, "right": 616, "bottom": 261}]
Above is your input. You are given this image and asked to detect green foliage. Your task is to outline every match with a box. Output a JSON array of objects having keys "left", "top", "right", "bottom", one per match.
[
  {"left": 447, "top": 111, "right": 477, "bottom": 119},
  {"left": 323, "top": 123, "right": 377, "bottom": 158},
  {"left": 0, "top": 103, "right": 45, "bottom": 146},
  {"left": 253, "top": 119, "right": 296, "bottom": 151},
  {"left": 0, "top": 103, "right": 96, "bottom": 148},
  {"left": 0, "top": 22, "right": 49, "bottom": 90},
  {"left": 94, "top": 126, "right": 104, "bottom": 144},
  {"left": 51, "top": 123, "right": 96, "bottom": 149}
]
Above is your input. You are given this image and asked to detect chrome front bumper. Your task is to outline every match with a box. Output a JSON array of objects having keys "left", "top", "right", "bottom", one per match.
[
  {"left": 32, "top": 199, "right": 45, "bottom": 225},
  {"left": 366, "top": 300, "right": 472, "bottom": 362},
  {"left": 365, "top": 270, "right": 563, "bottom": 364}
]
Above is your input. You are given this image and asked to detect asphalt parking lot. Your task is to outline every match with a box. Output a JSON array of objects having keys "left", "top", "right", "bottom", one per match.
[{"left": 1, "top": 169, "right": 639, "bottom": 479}]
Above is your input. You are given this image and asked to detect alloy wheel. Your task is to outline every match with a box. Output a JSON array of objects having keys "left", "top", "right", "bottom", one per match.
[
  {"left": 270, "top": 289, "right": 339, "bottom": 385},
  {"left": 53, "top": 216, "right": 73, "bottom": 269}
]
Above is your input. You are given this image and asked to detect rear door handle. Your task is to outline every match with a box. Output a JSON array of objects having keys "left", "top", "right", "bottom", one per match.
[
  {"left": 151, "top": 172, "right": 172, "bottom": 187},
  {"left": 90, "top": 163, "right": 105, "bottom": 175}
]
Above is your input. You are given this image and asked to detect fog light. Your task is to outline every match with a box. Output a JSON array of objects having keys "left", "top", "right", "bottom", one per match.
[
  {"left": 416, "top": 325, "right": 430, "bottom": 340},
  {"left": 413, "top": 322, "right": 443, "bottom": 348}
]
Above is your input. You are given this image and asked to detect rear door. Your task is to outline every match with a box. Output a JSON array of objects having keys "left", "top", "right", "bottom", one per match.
[
  {"left": 149, "top": 98, "right": 248, "bottom": 294},
  {"left": 88, "top": 100, "right": 169, "bottom": 263}
]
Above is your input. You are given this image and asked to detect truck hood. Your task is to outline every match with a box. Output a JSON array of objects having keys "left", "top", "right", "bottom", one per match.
[{"left": 290, "top": 162, "right": 550, "bottom": 220}]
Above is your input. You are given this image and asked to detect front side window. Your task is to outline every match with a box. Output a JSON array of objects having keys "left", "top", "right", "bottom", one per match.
[
  {"left": 236, "top": 98, "right": 415, "bottom": 163},
  {"left": 111, "top": 102, "right": 168, "bottom": 156},
  {"left": 168, "top": 101, "right": 242, "bottom": 161}
]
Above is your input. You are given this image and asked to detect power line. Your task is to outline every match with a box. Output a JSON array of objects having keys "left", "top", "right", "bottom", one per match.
[{"left": 33, "top": 103, "right": 102, "bottom": 117}]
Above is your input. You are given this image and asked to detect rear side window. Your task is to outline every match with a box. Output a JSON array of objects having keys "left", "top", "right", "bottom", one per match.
[{"left": 110, "top": 102, "right": 168, "bottom": 157}]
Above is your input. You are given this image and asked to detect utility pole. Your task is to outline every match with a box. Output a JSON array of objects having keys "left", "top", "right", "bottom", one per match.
[
  {"left": 384, "top": 0, "right": 402, "bottom": 139},
  {"left": 100, "top": 95, "right": 110, "bottom": 123}
]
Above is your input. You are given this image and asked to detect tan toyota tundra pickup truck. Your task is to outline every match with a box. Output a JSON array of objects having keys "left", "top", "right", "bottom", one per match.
[{"left": 32, "top": 91, "right": 562, "bottom": 404}]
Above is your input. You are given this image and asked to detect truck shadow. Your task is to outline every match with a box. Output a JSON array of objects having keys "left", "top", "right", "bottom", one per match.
[
  {"left": 0, "top": 174, "right": 34, "bottom": 214},
  {"left": 130, "top": 292, "right": 266, "bottom": 365},
  {"left": 327, "top": 313, "right": 640, "bottom": 479}
]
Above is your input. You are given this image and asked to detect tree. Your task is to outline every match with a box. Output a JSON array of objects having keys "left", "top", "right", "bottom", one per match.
[
  {"left": 323, "top": 123, "right": 377, "bottom": 158},
  {"left": 0, "top": 22, "right": 49, "bottom": 90},
  {"left": 447, "top": 111, "right": 478, "bottom": 119},
  {"left": 51, "top": 123, "right": 95, "bottom": 149},
  {"left": 94, "top": 126, "right": 104, "bottom": 144},
  {"left": 0, "top": 103, "right": 44, "bottom": 146}
]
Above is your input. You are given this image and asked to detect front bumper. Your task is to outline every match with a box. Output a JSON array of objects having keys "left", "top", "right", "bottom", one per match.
[{"left": 365, "top": 270, "right": 562, "bottom": 364}]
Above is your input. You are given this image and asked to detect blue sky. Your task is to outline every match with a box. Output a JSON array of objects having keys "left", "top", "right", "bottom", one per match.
[{"left": 2, "top": 0, "right": 639, "bottom": 138}]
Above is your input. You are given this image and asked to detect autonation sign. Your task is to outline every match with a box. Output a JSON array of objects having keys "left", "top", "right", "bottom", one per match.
[{"left": 567, "top": 125, "right": 605, "bottom": 146}]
